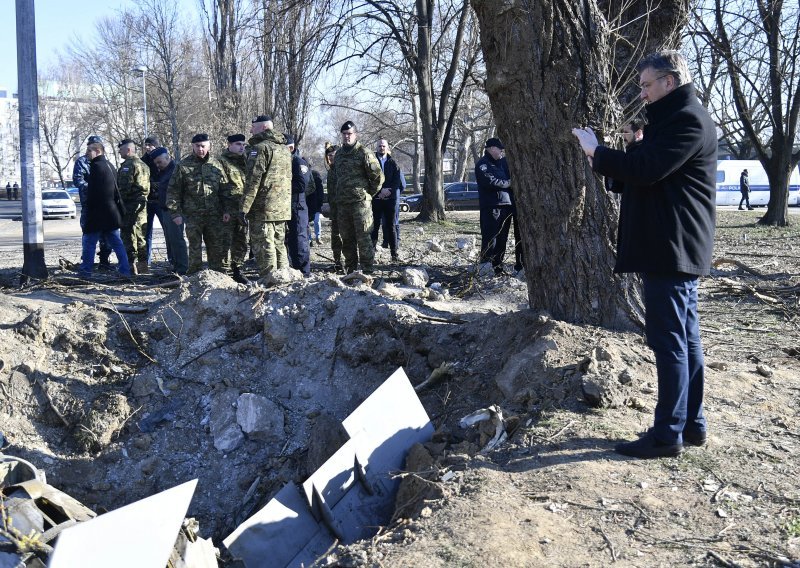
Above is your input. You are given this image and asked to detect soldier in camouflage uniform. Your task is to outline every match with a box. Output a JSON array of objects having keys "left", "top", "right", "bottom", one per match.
[
  {"left": 328, "top": 121, "right": 384, "bottom": 273},
  {"left": 240, "top": 115, "right": 292, "bottom": 279},
  {"left": 166, "top": 133, "right": 233, "bottom": 274},
  {"left": 324, "top": 143, "right": 344, "bottom": 272},
  {"left": 116, "top": 139, "right": 150, "bottom": 274},
  {"left": 218, "top": 133, "right": 250, "bottom": 284}
]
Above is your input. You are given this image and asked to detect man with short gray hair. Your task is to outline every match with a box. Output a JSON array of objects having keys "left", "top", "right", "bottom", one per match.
[{"left": 572, "top": 50, "right": 717, "bottom": 459}]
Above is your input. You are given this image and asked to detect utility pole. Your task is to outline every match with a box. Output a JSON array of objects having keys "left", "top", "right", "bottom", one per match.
[
  {"left": 16, "top": 0, "right": 48, "bottom": 283},
  {"left": 134, "top": 65, "right": 148, "bottom": 140}
]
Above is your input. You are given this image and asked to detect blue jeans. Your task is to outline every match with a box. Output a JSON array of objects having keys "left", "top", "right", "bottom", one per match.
[
  {"left": 642, "top": 273, "right": 706, "bottom": 444},
  {"left": 80, "top": 230, "right": 131, "bottom": 276}
]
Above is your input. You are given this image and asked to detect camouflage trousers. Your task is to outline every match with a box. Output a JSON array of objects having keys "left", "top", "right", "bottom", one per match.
[
  {"left": 249, "top": 215, "right": 287, "bottom": 277},
  {"left": 121, "top": 200, "right": 147, "bottom": 263},
  {"left": 228, "top": 216, "right": 249, "bottom": 267},
  {"left": 336, "top": 200, "right": 374, "bottom": 272},
  {"left": 184, "top": 210, "right": 231, "bottom": 274},
  {"left": 329, "top": 204, "right": 343, "bottom": 267}
]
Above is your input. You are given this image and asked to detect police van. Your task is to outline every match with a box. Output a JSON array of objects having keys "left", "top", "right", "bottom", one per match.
[{"left": 715, "top": 160, "right": 800, "bottom": 206}]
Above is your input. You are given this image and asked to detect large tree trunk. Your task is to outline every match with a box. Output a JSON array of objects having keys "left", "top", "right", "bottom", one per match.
[
  {"left": 760, "top": 160, "right": 793, "bottom": 226},
  {"left": 472, "top": 0, "right": 686, "bottom": 330}
]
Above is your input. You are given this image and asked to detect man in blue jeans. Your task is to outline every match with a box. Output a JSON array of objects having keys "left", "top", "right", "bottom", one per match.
[{"left": 572, "top": 50, "right": 717, "bottom": 459}]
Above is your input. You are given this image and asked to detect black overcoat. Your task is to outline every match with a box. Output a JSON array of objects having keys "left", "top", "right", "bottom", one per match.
[{"left": 83, "top": 155, "right": 123, "bottom": 234}]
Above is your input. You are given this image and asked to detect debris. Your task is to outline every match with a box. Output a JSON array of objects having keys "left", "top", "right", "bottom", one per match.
[
  {"left": 455, "top": 236, "right": 474, "bottom": 250},
  {"left": 209, "top": 390, "right": 245, "bottom": 452},
  {"left": 74, "top": 392, "right": 132, "bottom": 452},
  {"left": 236, "top": 393, "right": 284, "bottom": 442},
  {"left": 261, "top": 267, "right": 303, "bottom": 286},
  {"left": 414, "top": 362, "right": 455, "bottom": 392},
  {"left": 756, "top": 363, "right": 773, "bottom": 378},
  {"left": 341, "top": 271, "right": 374, "bottom": 287},
  {"left": 716, "top": 508, "right": 729, "bottom": 518},
  {"left": 402, "top": 267, "right": 429, "bottom": 288},
  {"left": 707, "top": 361, "right": 728, "bottom": 371},
  {"left": 425, "top": 239, "right": 444, "bottom": 253},
  {"left": 459, "top": 405, "right": 508, "bottom": 454},
  {"left": 137, "top": 398, "right": 183, "bottom": 433}
]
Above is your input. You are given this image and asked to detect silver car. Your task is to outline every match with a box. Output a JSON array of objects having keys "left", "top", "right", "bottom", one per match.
[{"left": 41, "top": 189, "right": 77, "bottom": 219}]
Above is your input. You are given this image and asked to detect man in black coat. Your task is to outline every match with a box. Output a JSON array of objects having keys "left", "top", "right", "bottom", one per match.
[
  {"left": 573, "top": 50, "right": 717, "bottom": 459},
  {"left": 371, "top": 139, "right": 401, "bottom": 261},
  {"left": 79, "top": 142, "right": 132, "bottom": 277},
  {"left": 739, "top": 169, "right": 753, "bottom": 210}
]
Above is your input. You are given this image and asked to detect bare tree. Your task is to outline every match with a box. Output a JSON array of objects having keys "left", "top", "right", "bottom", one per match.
[
  {"left": 471, "top": 0, "right": 687, "bottom": 329},
  {"left": 691, "top": 0, "right": 800, "bottom": 226}
]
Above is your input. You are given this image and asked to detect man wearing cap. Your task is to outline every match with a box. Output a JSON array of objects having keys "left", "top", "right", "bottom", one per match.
[
  {"left": 328, "top": 120, "right": 384, "bottom": 273},
  {"left": 167, "top": 133, "right": 233, "bottom": 274},
  {"left": 117, "top": 138, "right": 150, "bottom": 274},
  {"left": 142, "top": 136, "right": 162, "bottom": 268},
  {"left": 475, "top": 137, "right": 518, "bottom": 275},
  {"left": 151, "top": 147, "right": 189, "bottom": 274},
  {"left": 218, "top": 133, "right": 250, "bottom": 283},
  {"left": 73, "top": 135, "right": 113, "bottom": 268},
  {"left": 240, "top": 115, "right": 292, "bottom": 279},
  {"left": 739, "top": 169, "right": 753, "bottom": 210},
  {"left": 286, "top": 135, "right": 312, "bottom": 277}
]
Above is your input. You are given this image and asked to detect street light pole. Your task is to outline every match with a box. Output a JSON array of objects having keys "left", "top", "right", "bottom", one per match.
[{"left": 134, "top": 65, "right": 148, "bottom": 140}]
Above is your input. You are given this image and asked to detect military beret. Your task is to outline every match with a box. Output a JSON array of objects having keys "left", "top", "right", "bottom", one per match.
[
  {"left": 144, "top": 136, "right": 160, "bottom": 146},
  {"left": 86, "top": 135, "right": 103, "bottom": 145},
  {"left": 117, "top": 138, "right": 135, "bottom": 148},
  {"left": 191, "top": 133, "right": 210, "bottom": 143},
  {"left": 340, "top": 121, "right": 356, "bottom": 132},
  {"left": 285, "top": 134, "right": 295, "bottom": 146},
  {"left": 252, "top": 115, "right": 272, "bottom": 123},
  {"left": 151, "top": 147, "right": 168, "bottom": 159},
  {"left": 485, "top": 137, "right": 504, "bottom": 150},
  {"left": 227, "top": 134, "right": 246, "bottom": 143}
]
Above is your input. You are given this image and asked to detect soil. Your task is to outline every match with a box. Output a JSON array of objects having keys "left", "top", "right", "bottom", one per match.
[{"left": 1, "top": 210, "right": 799, "bottom": 567}]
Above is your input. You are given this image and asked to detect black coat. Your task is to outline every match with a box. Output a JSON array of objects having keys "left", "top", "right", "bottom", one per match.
[
  {"left": 475, "top": 153, "right": 512, "bottom": 208},
  {"left": 156, "top": 159, "right": 176, "bottom": 209},
  {"left": 83, "top": 155, "right": 123, "bottom": 234},
  {"left": 379, "top": 154, "right": 402, "bottom": 192},
  {"left": 309, "top": 170, "right": 324, "bottom": 216},
  {"left": 740, "top": 172, "right": 749, "bottom": 194},
  {"left": 593, "top": 83, "right": 717, "bottom": 276}
]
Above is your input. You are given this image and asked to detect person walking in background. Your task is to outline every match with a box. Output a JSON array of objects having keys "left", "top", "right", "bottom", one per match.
[
  {"left": 739, "top": 169, "right": 753, "bottom": 210},
  {"left": 5, "top": 182, "right": 10, "bottom": 201},
  {"left": 12, "top": 182, "right": 19, "bottom": 200},
  {"left": 475, "top": 137, "right": 515, "bottom": 275},
  {"left": 573, "top": 50, "right": 717, "bottom": 459},
  {"left": 78, "top": 140, "right": 131, "bottom": 278}
]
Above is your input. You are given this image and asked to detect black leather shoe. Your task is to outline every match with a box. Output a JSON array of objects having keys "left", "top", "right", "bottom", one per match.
[
  {"left": 682, "top": 430, "right": 707, "bottom": 447},
  {"left": 615, "top": 431, "right": 683, "bottom": 459}
]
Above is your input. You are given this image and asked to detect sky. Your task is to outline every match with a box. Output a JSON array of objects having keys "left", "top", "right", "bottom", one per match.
[{"left": 0, "top": 0, "right": 191, "bottom": 92}]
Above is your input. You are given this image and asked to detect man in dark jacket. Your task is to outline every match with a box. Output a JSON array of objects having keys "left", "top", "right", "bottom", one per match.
[
  {"left": 371, "top": 139, "right": 401, "bottom": 261},
  {"left": 79, "top": 141, "right": 132, "bottom": 277},
  {"left": 152, "top": 147, "right": 188, "bottom": 274},
  {"left": 573, "top": 50, "right": 717, "bottom": 459},
  {"left": 142, "top": 136, "right": 162, "bottom": 267},
  {"left": 739, "top": 169, "right": 753, "bottom": 210},
  {"left": 285, "top": 135, "right": 311, "bottom": 276},
  {"left": 74, "top": 135, "right": 113, "bottom": 268},
  {"left": 475, "top": 137, "right": 517, "bottom": 274}
]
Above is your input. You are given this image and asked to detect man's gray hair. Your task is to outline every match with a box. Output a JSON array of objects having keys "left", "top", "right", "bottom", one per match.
[{"left": 636, "top": 50, "right": 692, "bottom": 86}]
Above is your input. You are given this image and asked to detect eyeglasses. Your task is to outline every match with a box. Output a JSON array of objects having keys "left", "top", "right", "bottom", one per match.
[{"left": 639, "top": 74, "right": 670, "bottom": 91}]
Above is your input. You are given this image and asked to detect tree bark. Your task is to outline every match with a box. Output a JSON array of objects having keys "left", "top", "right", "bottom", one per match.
[{"left": 472, "top": 0, "right": 686, "bottom": 330}]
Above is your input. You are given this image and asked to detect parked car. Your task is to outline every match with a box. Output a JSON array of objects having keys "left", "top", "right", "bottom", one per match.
[
  {"left": 41, "top": 189, "right": 77, "bottom": 219},
  {"left": 399, "top": 192, "right": 423, "bottom": 212},
  {"left": 444, "top": 182, "right": 479, "bottom": 210}
]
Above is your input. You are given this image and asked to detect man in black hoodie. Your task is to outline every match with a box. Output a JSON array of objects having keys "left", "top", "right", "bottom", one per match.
[
  {"left": 475, "top": 138, "right": 518, "bottom": 275},
  {"left": 573, "top": 50, "right": 717, "bottom": 459}
]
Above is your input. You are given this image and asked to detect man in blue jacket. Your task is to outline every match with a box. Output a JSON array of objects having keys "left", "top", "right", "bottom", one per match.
[
  {"left": 475, "top": 138, "right": 517, "bottom": 275},
  {"left": 573, "top": 50, "right": 717, "bottom": 459}
]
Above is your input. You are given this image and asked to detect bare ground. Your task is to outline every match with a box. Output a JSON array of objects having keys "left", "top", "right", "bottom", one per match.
[{"left": 1, "top": 210, "right": 799, "bottom": 567}]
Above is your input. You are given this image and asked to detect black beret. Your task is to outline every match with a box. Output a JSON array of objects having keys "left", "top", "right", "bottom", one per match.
[
  {"left": 285, "top": 134, "right": 295, "bottom": 146},
  {"left": 117, "top": 138, "right": 135, "bottom": 148},
  {"left": 144, "top": 136, "right": 160, "bottom": 146},
  {"left": 86, "top": 135, "right": 103, "bottom": 145},
  {"left": 485, "top": 137, "right": 504, "bottom": 150},
  {"left": 340, "top": 121, "right": 356, "bottom": 132},
  {"left": 227, "top": 134, "right": 246, "bottom": 143},
  {"left": 191, "top": 133, "right": 210, "bottom": 143},
  {"left": 151, "top": 147, "right": 168, "bottom": 159},
  {"left": 252, "top": 115, "right": 272, "bottom": 123}
]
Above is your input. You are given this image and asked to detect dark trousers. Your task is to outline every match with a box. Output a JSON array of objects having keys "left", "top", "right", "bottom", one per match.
[
  {"left": 371, "top": 197, "right": 398, "bottom": 253},
  {"left": 739, "top": 192, "right": 751, "bottom": 209},
  {"left": 381, "top": 196, "right": 401, "bottom": 246},
  {"left": 286, "top": 194, "right": 310, "bottom": 276},
  {"left": 642, "top": 273, "right": 706, "bottom": 445},
  {"left": 480, "top": 206, "right": 514, "bottom": 267},
  {"left": 145, "top": 201, "right": 160, "bottom": 265}
]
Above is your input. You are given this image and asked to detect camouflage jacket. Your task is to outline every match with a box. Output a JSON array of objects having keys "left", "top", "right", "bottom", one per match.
[
  {"left": 241, "top": 130, "right": 291, "bottom": 222},
  {"left": 117, "top": 156, "right": 150, "bottom": 203},
  {"left": 217, "top": 150, "right": 246, "bottom": 211},
  {"left": 328, "top": 141, "right": 384, "bottom": 205},
  {"left": 166, "top": 153, "right": 231, "bottom": 218}
]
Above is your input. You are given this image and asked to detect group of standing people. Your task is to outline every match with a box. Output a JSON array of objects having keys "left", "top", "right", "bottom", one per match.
[{"left": 4, "top": 182, "right": 20, "bottom": 200}]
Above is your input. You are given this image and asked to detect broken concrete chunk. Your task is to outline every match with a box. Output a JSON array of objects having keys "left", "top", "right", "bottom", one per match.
[
  {"left": 74, "top": 392, "right": 132, "bottom": 452},
  {"left": 236, "top": 393, "right": 284, "bottom": 442},
  {"left": 402, "top": 267, "right": 429, "bottom": 288},
  {"left": 210, "top": 390, "right": 244, "bottom": 452},
  {"left": 426, "top": 239, "right": 444, "bottom": 253},
  {"left": 707, "top": 361, "right": 728, "bottom": 371},
  {"left": 455, "top": 236, "right": 475, "bottom": 250},
  {"left": 756, "top": 363, "right": 773, "bottom": 378},
  {"left": 494, "top": 338, "right": 558, "bottom": 401}
]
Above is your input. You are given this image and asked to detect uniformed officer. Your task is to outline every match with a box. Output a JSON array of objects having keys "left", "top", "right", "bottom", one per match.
[
  {"left": 117, "top": 138, "right": 150, "bottom": 274},
  {"left": 286, "top": 135, "right": 311, "bottom": 276},
  {"left": 166, "top": 133, "right": 233, "bottom": 274},
  {"left": 328, "top": 121, "right": 384, "bottom": 274},
  {"left": 218, "top": 133, "right": 250, "bottom": 283},
  {"left": 240, "top": 115, "right": 292, "bottom": 279}
]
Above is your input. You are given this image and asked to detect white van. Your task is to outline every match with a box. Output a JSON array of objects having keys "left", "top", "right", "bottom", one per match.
[{"left": 715, "top": 159, "right": 800, "bottom": 206}]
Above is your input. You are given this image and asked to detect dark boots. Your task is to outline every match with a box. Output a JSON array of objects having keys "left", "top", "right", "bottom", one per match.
[{"left": 232, "top": 264, "right": 250, "bottom": 284}]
